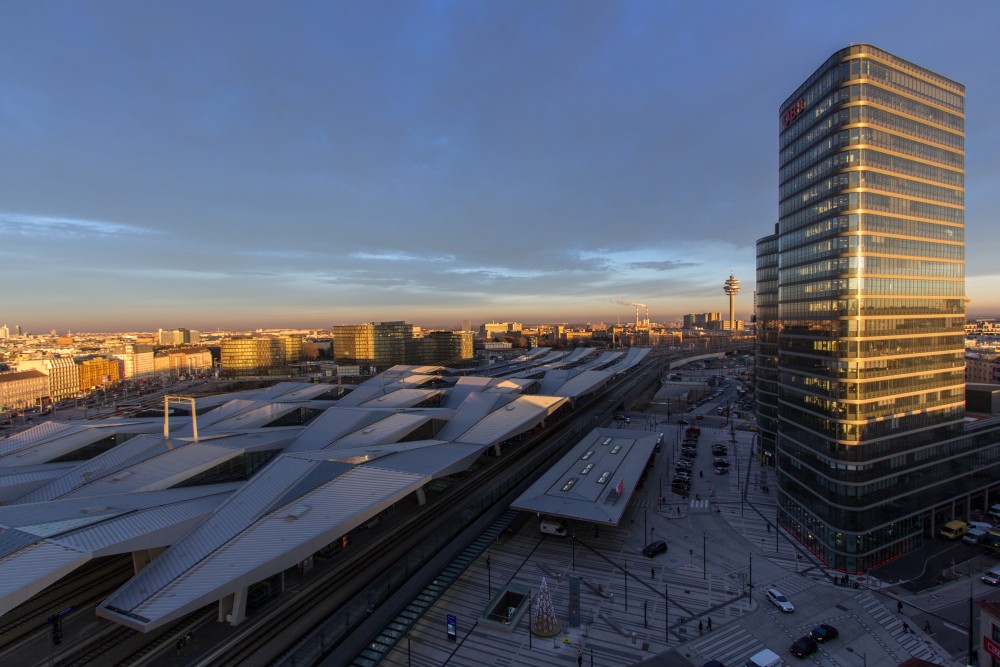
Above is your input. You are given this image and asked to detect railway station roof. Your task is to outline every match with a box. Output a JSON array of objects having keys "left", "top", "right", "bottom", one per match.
[
  {"left": 0, "top": 347, "right": 654, "bottom": 633},
  {"left": 0, "top": 484, "right": 238, "bottom": 616},
  {"left": 510, "top": 427, "right": 658, "bottom": 526}
]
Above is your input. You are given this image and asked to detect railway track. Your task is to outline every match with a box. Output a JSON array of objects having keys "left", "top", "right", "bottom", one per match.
[
  {"left": 0, "top": 555, "right": 134, "bottom": 655},
  {"left": 17, "top": 352, "right": 693, "bottom": 666}
]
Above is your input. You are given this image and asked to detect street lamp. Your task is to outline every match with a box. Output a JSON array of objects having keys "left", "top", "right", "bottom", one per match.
[
  {"left": 664, "top": 583, "right": 669, "bottom": 641},
  {"left": 624, "top": 560, "right": 628, "bottom": 611},
  {"left": 846, "top": 646, "right": 867, "bottom": 666}
]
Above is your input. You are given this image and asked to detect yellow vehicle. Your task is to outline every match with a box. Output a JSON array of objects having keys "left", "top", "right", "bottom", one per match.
[{"left": 939, "top": 520, "right": 969, "bottom": 540}]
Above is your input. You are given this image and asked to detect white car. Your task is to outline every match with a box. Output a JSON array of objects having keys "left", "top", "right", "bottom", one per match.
[{"left": 766, "top": 587, "right": 794, "bottom": 612}]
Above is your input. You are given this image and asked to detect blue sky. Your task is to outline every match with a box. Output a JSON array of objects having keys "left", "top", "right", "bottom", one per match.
[{"left": 2, "top": 1, "right": 998, "bottom": 332}]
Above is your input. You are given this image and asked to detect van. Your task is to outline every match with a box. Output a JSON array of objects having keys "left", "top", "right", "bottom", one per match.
[
  {"left": 964, "top": 528, "right": 989, "bottom": 545},
  {"left": 983, "top": 567, "right": 1000, "bottom": 586},
  {"left": 939, "top": 520, "right": 969, "bottom": 540},
  {"left": 539, "top": 520, "right": 568, "bottom": 537},
  {"left": 745, "top": 648, "right": 782, "bottom": 667}
]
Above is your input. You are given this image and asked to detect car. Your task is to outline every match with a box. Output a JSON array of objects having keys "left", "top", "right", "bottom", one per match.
[
  {"left": 701, "top": 662, "right": 726, "bottom": 667},
  {"left": 643, "top": 540, "right": 668, "bottom": 556},
  {"left": 696, "top": 414, "right": 705, "bottom": 420},
  {"left": 675, "top": 471, "right": 691, "bottom": 481},
  {"left": 766, "top": 587, "right": 794, "bottom": 612},
  {"left": 713, "top": 466, "right": 729, "bottom": 475},
  {"left": 677, "top": 419, "right": 690, "bottom": 425},
  {"left": 789, "top": 635, "right": 817, "bottom": 658},
  {"left": 809, "top": 623, "right": 839, "bottom": 642}
]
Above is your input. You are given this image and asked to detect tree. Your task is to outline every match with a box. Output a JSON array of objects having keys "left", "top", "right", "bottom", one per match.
[{"left": 531, "top": 576, "right": 561, "bottom": 637}]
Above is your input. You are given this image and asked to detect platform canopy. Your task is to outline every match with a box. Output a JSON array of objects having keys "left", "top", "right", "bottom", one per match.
[{"left": 511, "top": 427, "right": 658, "bottom": 526}]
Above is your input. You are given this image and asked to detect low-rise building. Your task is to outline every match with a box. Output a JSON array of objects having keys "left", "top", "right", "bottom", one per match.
[
  {"left": 15, "top": 357, "right": 80, "bottom": 401},
  {"left": 0, "top": 369, "right": 49, "bottom": 410}
]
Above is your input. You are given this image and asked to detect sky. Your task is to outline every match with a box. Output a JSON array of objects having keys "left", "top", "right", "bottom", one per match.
[{"left": 2, "top": 1, "right": 998, "bottom": 333}]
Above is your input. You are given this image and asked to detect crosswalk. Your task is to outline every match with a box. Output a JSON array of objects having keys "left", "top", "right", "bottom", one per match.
[{"left": 686, "top": 624, "right": 766, "bottom": 667}]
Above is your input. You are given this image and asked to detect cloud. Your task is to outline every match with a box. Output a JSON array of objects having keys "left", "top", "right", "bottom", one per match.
[
  {"left": 627, "top": 260, "right": 699, "bottom": 271},
  {"left": 0, "top": 212, "right": 156, "bottom": 239}
]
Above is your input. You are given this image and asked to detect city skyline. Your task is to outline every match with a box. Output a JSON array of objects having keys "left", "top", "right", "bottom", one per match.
[{"left": 2, "top": 2, "right": 999, "bottom": 332}]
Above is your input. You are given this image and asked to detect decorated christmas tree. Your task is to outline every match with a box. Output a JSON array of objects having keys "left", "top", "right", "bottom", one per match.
[{"left": 531, "top": 576, "right": 560, "bottom": 637}]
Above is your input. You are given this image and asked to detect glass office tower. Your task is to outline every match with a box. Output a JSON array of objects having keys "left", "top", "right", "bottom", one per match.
[{"left": 768, "top": 45, "right": 968, "bottom": 571}]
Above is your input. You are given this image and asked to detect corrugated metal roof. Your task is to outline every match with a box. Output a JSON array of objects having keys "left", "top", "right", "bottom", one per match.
[
  {"left": 435, "top": 393, "right": 506, "bottom": 440},
  {"left": 0, "top": 421, "right": 77, "bottom": 458},
  {"left": 200, "top": 402, "right": 301, "bottom": 432},
  {"left": 284, "top": 408, "right": 382, "bottom": 452},
  {"left": 371, "top": 442, "right": 487, "bottom": 477},
  {"left": 359, "top": 388, "right": 442, "bottom": 409},
  {"left": 328, "top": 413, "right": 433, "bottom": 449},
  {"left": 0, "top": 541, "right": 89, "bottom": 616},
  {"left": 0, "top": 464, "right": 78, "bottom": 504},
  {"left": 484, "top": 378, "right": 537, "bottom": 393},
  {"left": 14, "top": 433, "right": 178, "bottom": 504},
  {"left": 578, "top": 351, "right": 624, "bottom": 370},
  {"left": 453, "top": 395, "right": 568, "bottom": 446},
  {"left": 552, "top": 370, "right": 613, "bottom": 398},
  {"left": 100, "top": 462, "right": 424, "bottom": 629},
  {"left": 64, "top": 442, "right": 244, "bottom": 497},
  {"left": 537, "top": 370, "right": 572, "bottom": 395},
  {"left": 562, "top": 348, "right": 597, "bottom": 363}
]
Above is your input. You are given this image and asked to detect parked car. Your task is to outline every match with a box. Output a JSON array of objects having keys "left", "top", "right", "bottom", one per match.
[
  {"left": 766, "top": 588, "right": 794, "bottom": 612},
  {"left": 643, "top": 540, "right": 668, "bottom": 557},
  {"left": 940, "top": 520, "right": 969, "bottom": 540},
  {"left": 809, "top": 623, "right": 839, "bottom": 642},
  {"left": 964, "top": 528, "right": 989, "bottom": 545},
  {"left": 789, "top": 635, "right": 817, "bottom": 658}
]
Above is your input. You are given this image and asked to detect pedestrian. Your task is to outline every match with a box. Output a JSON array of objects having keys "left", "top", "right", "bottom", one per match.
[
  {"left": 578, "top": 648, "right": 583, "bottom": 666},
  {"left": 699, "top": 470, "right": 703, "bottom": 478},
  {"left": 707, "top": 616, "right": 712, "bottom": 631},
  {"left": 699, "top": 620, "right": 703, "bottom": 635},
  {"left": 902, "top": 621, "right": 909, "bottom": 634},
  {"left": 924, "top": 620, "right": 932, "bottom": 634},
  {"left": 766, "top": 523, "right": 771, "bottom": 533},
  {"left": 652, "top": 566, "right": 655, "bottom": 578},
  {"left": 897, "top": 600, "right": 904, "bottom": 613}
]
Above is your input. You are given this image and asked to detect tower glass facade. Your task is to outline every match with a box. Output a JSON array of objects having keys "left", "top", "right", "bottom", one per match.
[{"left": 766, "top": 45, "right": 971, "bottom": 571}]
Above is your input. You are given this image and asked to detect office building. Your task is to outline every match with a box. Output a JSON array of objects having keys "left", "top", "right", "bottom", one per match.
[
  {"left": 415, "top": 331, "right": 474, "bottom": 366},
  {"left": 760, "top": 45, "right": 988, "bottom": 571},
  {"left": 220, "top": 336, "right": 302, "bottom": 377},
  {"left": 332, "top": 322, "right": 415, "bottom": 370},
  {"left": 682, "top": 313, "right": 721, "bottom": 329},
  {"left": 158, "top": 328, "right": 201, "bottom": 346},
  {"left": 109, "top": 343, "right": 155, "bottom": 379}
]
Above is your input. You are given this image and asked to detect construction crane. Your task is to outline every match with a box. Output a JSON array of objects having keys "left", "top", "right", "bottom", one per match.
[{"left": 613, "top": 300, "right": 649, "bottom": 328}]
